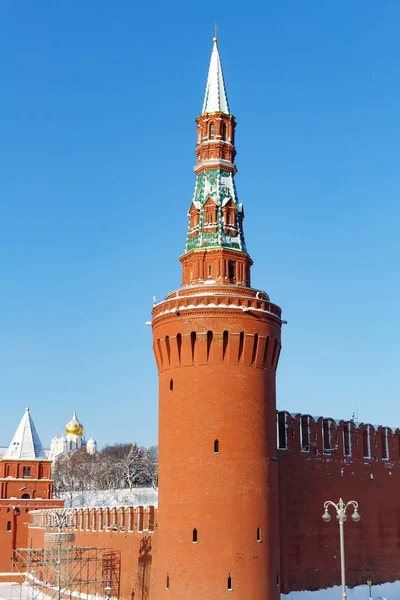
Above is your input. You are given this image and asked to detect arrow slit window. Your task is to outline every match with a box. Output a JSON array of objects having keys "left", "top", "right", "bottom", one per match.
[{"left": 209, "top": 122, "right": 215, "bottom": 140}]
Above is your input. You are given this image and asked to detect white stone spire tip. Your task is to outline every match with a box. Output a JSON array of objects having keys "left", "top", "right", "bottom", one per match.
[{"left": 202, "top": 39, "right": 230, "bottom": 115}]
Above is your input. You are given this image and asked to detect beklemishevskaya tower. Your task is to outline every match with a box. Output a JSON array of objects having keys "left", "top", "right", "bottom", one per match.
[{"left": 152, "top": 37, "right": 283, "bottom": 600}]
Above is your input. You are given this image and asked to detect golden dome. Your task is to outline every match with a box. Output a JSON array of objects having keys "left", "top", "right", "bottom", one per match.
[{"left": 66, "top": 410, "right": 84, "bottom": 436}]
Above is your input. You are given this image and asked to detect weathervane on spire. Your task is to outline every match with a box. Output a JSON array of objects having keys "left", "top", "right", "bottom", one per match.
[{"left": 213, "top": 21, "right": 218, "bottom": 43}]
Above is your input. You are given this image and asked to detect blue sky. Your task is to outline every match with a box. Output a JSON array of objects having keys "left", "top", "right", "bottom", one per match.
[{"left": 0, "top": 1, "right": 399, "bottom": 448}]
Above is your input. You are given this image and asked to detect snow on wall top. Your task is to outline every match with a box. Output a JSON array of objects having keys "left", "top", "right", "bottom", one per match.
[{"left": 59, "top": 487, "right": 158, "bottom": 508}]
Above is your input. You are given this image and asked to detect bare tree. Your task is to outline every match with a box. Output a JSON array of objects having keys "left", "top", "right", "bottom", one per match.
[
  {"left": 117, "top": 443, "right": 142, "bottom": 489},
  {"left": 52, "top": 443, "right": 158, "bottom": 498},
  {"left": 141, "top": 446, "right": 158, "bottom": 489}
]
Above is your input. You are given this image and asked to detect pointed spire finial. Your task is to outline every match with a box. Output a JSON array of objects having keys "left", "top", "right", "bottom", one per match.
[
  {"left": 202, "top": 33, "right": 230, "bottom": 115},
  {"left": 213, "top": 21, "right": 218, "bottom": 43}
]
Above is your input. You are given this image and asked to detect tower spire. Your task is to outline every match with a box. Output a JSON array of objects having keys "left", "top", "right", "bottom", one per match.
[
  {"left": 202, "top": 36, "right": 230, "bottom": 115},
  {"left": 181, "top": 38, "right": 251, "bottom": 287}
]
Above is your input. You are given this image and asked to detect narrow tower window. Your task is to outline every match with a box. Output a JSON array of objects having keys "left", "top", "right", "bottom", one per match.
[
  {"left": 262, "top": 336, "right": 270, "bottom": 367},
  {"left": 221, "top": 121, "right": 227, "bottom": 140},
  {"left": 169, "top": 379, "right": 173, "bottom": 392},
  {"left": 209, "top": 122, "right": 215, "bottom": 140},
  {"left": 166, "top": 574, "right": 170, "bottom": 590},
  {"left": 208, "top": 264, "right": 212, "bottom": 277},
  {"left": 191, "top": 332, "right": 196, "bottom": 362},
  {"left": 227, "top": 575, "right": 232, "bottom": 591},
  {"left": 228, "top": 260, "right": 236, "bottom": 280},
  {"left": 192, "top": 528, "right": 198, "bottom": 543},
  {"left": 6, "top": 521, "right": 11, "bottom": 532},
  {"left": 214, "top": 439, "right": 219, "bottom": 454},
  {"left": 165, "top": 335, "right": 171, "bottom": 365},
  {"left": 222, "top": 330, "right": 229, "bottom": 360},
  {"left": 251, "top": 333, "right": 258, "bottom": 365},
  {"left": 257, "top": 527, "right": 261, "bottom": 542},
  {"left": 157, "top": 339, "right": 163, "bottom": 369},
  {"left": 238, "top": 331, "right": 244, "bottom": 362},
  {"left": 177, "top": 333, "right": 182, "bottom": 364},
  {"left": 23, "top": 466, "right": 31, "bottom": 478},
  {"left": 207, "top": 330, "right": 213, "bottom": 361}
]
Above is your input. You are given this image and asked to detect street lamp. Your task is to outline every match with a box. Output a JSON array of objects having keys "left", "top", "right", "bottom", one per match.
[
  {"left": 322, "top": 498, "right": 361, "bottom": 600},
  {"left": 367, "top": 578, "right": 372, "bottom": 600}
]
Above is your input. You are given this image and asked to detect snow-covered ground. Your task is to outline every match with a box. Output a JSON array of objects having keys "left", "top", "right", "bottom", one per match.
[
  {"left": 0, "top": 582, "right": 30, "bottom": 600},
  {"left": 58, "top": 487, "right": 158, "bottom": 508},
  {"left": 1, "top": 580, "right": 399, "bottom": 600},
  {"left": 283, "top": 581, "right": 400, "bottom": 600},
  {"left": 0, "top": 582, "right": 113, "bottom": 600}
]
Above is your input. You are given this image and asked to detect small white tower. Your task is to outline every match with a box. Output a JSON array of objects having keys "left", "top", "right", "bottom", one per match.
[{"left": 86, "top": 437, "right": 97, "bottom": 455}]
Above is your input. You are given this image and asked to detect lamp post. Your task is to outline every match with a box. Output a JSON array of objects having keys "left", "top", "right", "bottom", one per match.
[
  {"left": 367, "top": 578, "right": 372, "bottom": 600},
  {"left": 322, "top": 498, "right": 361, "bottom": 600}
]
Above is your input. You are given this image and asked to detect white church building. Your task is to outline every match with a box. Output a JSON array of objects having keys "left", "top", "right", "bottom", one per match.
[{"left": 49, "top": 410, "right": 97, "bottom": 460}]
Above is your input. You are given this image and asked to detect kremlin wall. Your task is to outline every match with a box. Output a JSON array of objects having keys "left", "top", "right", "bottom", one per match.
[
  {"left": 6, "top": 411, "right": 400, "bottom": 599},
  {"left": 0, "top": 38, "right": 398, "bottom": 600}
]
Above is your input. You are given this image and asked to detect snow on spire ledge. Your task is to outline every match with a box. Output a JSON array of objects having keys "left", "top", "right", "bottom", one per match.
[{"left": 202, "top": 38, "right": 230, "bottom": 115}]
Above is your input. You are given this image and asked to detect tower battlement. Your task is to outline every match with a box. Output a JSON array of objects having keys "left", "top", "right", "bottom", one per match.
[
  {"left": 153, "top": 326, "right": 281, "bottom": 374},
  {"left": 278, "top": 410, "right": 398, "bottom": 464}
]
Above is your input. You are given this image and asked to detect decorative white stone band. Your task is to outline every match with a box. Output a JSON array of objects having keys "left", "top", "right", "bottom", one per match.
[
  {"left": 194, "top": 159, "right": 237, "bottom": 174},
  {"left": 153, "top": 302, "right": 282, "bottom": 322}
]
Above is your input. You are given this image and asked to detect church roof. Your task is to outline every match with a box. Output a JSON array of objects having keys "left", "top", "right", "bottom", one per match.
[
  {"left": 4, "top": 408, "right": 47, "bottom": 461},
  {"left": 202, "top": 38, "right": 230, "bottom": 115}
]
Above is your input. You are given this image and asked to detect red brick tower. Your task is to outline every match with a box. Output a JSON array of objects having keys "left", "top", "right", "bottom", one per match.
[
  {"left": 152, "top": 38, "right": 283, "bottom": 600},
  {"left": 0, "top": 407, "right": 53, "bottom": 500},
  {"left": 0, "top": 408, "right": 63, "bottom": 572}
]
